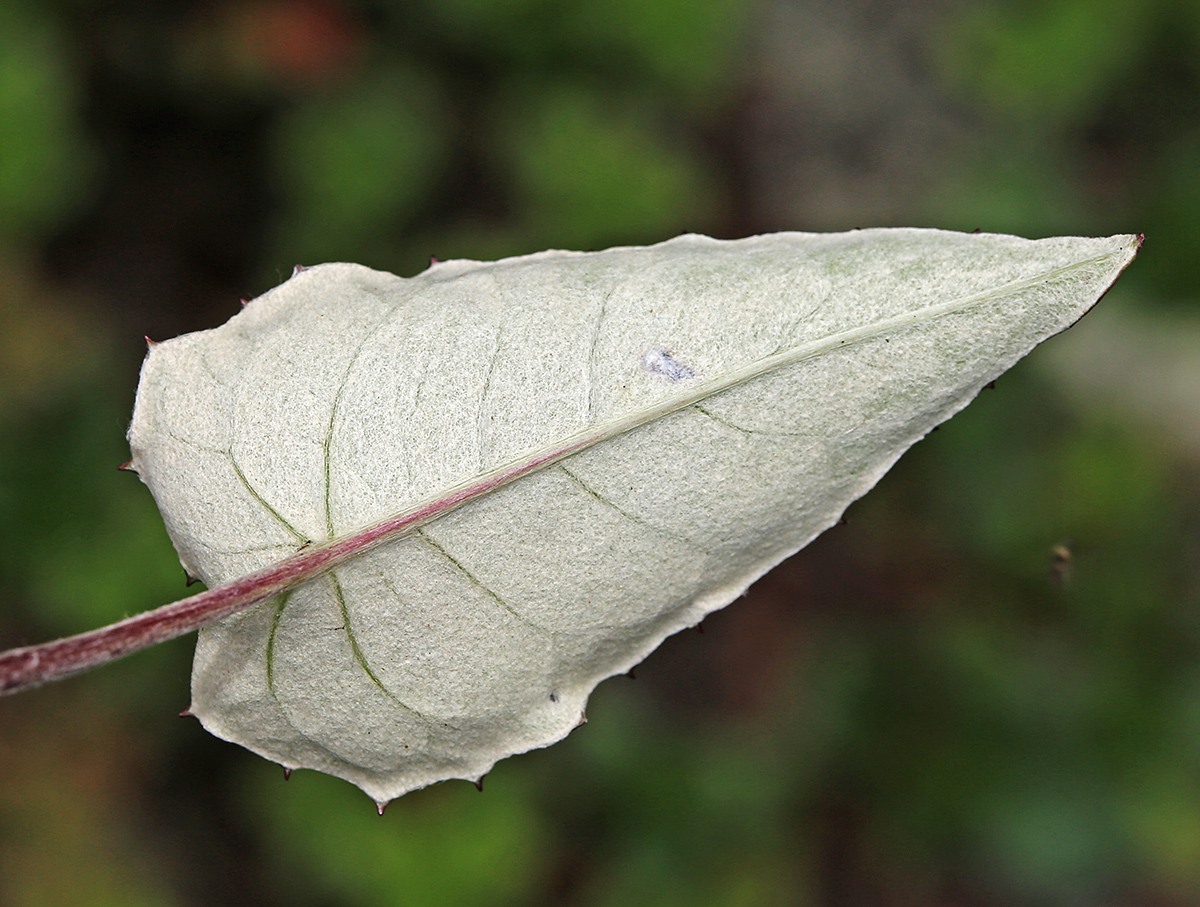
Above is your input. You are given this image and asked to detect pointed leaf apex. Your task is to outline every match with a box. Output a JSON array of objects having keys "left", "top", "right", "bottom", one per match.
[
  {"left": 376, "top": 800, "right": 389, "bottom": 815},
  {"left": 473, "top": 775, "right": 485, "bottom": 792},
  {"left": 292, "top": 264, "right": 309, "bottom": 276},
  {"left": 283, "top": 767, "right": 292, "bottom": 781},
  {"left": 144, "top": 335, "right": 158, "bottom": 349},
  {"left": 239, "top": 298, "right": 250, "bottom": 308},
  {"left": 117, "top": 460, "right": 136, "bottom": 473}
]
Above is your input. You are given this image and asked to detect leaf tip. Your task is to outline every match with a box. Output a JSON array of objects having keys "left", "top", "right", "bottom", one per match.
[
  {"left": 144, "top": 335, "right": 158, "bottom": 349},
  {"left": 375, "top": 799, "right": 390, "bottom": 816},
  {"left": 292, "top": 264, "right": 309, "bottom": 277},
  {"left": 184, "top": 570, "right": 200, "bottom": 587},
  {"left": 116, "top": 460, "right": 136, "bottom": 473},
  {"left": 575, "top": 708, "right": 588, "bottom": 729},
  {"left": 178, "top": 706, "right": 195, "bottom": 719},
  {"left": 283, "top": 767, "right": 292, "bottom": 781},
  {"left": 473, "top": 774, "right": 485, "bottom": 792}
]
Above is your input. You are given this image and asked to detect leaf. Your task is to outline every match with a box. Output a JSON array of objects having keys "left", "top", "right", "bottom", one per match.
[{"left": 127, "top": 229, "right": 1139, "bottom": 805}]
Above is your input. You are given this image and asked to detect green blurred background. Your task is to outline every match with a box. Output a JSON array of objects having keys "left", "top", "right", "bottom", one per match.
[{"left": 0, "top": 0, "right": 1197, "bottom": 904}]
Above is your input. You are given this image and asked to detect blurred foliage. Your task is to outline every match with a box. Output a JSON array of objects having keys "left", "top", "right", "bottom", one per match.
[
  {"left": 270, "top": 64, "right": 450, "bottom": 263},
  {"left": 938, "top": 0, "right": 1149, "bottom": 126},
  {"left": 0, "top": 4, "right": 97, "bottom": 246},
  {"left": 930, "top": 0, "right": 1200, "bottom": 300},
  {"left": 248, "top": 765, "right": 550, "bottom": 906},
  {"left": 1, "top": 0, "right": 1200, "bottom": 905},
  {"left": 497, "top": 83, "right": 717, "bottom": 249}
]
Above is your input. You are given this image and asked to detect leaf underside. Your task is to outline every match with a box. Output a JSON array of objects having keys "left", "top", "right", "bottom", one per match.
[{"left": 127, "top": 229, "right": 1139, "bottom": 804}]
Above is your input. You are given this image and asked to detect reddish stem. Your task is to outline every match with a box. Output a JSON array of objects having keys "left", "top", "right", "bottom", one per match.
[
  {"left": 0, "top": 539, "right": 335, "bottom": 694},
  {"left": 0, "top": 428, "right": 590, "bottom": 695}
]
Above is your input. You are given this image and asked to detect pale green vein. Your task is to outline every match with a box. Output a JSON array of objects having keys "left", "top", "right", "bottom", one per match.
[
  {"left": 161, "top": 427, "right": 230, "bottom": 457},
  {"left": 693, "top": 403, "right": 814, "bottom": 440},
  {"left": 476, "top": 323, "right": 504, "bottom": 470},
  {"left": 196, "top": 350, "right": 231, "bottom": 392},
  {"left": 370, "top": 572, "right": 437, "bottom": 728},
  {"left": 266, "top": 587, "right": 426, "bottom": 758},
  {"left": 323, "top": 285, "right": 412, "bottom": 540},
  {"left": 693, "top": 404, "right": 753, "bottom": 436},
  {"left": 417, "top": 530, "right": 552, "bottom": 635},
  {"left": 586, "top": 290, "right": 613, "bottom": 419},
  {"left": 163, "top": 429, "right": 340, "bottom": 526},
  {"left": 191, "top": 538, "right": 296, "bottom": 557},
  {"left": 770, "top": 291, "right": 824, "bottom": 356},
  {"left": 265, "top": 591, "right": 292, "bottom": 695},
  {"left": 230, "top": 456, "right": 309, "bottom": 543},
  {"left": 328, "top": 571, "right": 420, "bottom": 714},
  {"left": 558, "top": 463, "right": 710, "bottom": 553}
]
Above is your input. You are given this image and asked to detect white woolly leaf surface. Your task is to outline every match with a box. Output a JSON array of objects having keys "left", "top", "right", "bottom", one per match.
[{"left": 127, "top": 229, "right": 1139, "bottom": 804}]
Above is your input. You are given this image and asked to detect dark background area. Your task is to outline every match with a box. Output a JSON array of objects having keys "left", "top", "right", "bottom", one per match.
[{"left": 2, "top": 0, "right": 1200, "bottom": 904}]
